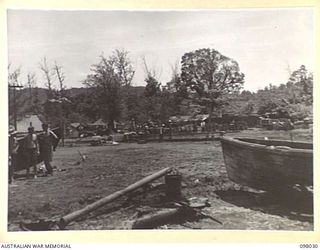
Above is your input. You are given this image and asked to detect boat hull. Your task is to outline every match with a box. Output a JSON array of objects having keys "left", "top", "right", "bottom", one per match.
[{"left": 221, "top": 137, "right": 313, "bottom": 192}]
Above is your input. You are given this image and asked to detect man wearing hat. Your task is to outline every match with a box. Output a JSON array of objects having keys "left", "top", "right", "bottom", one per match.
[{"left": 24, "top": 126, "right": 39, "bottom": 178}]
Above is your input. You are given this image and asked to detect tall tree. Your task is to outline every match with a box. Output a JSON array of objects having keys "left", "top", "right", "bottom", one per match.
[
  {"left": 39, "top": 57, "right": 54, "bottom": 96},
  {"left": 165, "top": 60, "right": 180, "bottom": 92},
  {"left": 27, "top": 73, "right": 37, "bottom": 113},
  {"left": 141, "top": 57, "right": 164, "bottom": 122},
  {"left": 166, "top": 61, "right": 203, "bottom": 116},
  {"left": 84, "top": 54, "right": 122, "bottom": 129},
  {"left": 286, "top": 65, "right": 313, "bottom": 105},
  {"left": 111, "top": 49, "right": 135, "bottom": 87},
  {"left": 159, "top": 87, "right": 176, "bottom": 122},
  {"left": 126, "top": 89, "right": 147, "bottom": 125},
  {"left": 180, "top": 48, "right": 245, "bottom": 130},
  {"left": 144, "top": 75, "right": 161, "bottom": 97},
  {"left": 144, "top": 75, "right": 162, "bottom": 122},
  {"left": 110, "top": 49, "right": 135, "bottom": 121},
  {"left": 142, "top": 56, "right": 162, "bottom": 83},
  {"left": 54, "top": 61, "right": 66, "bottom": 96},
  {"left": 72, "top": 90, "right": 101, "bottom": 122},
  {"left": 40, "top": 57, "right": 61, "bottom": 123}
]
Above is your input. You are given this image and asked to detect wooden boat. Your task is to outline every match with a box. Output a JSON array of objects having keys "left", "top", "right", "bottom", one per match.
[{"left": 220, "top": 137, "right": 313, "bottom": 192}]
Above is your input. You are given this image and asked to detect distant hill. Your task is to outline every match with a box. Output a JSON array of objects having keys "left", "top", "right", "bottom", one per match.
[
  {"left": 63, "top": 86, "right": 145, "bottom": 97},
  {"left": 9, "top": 86, "right": 146, "bottom": 124},
  {"left": 64, "top": 87, "right": 92, "bottom": 97}
]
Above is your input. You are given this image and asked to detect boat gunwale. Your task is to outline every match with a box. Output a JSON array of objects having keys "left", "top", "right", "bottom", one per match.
[{"left": 221, "top": 136, "right": 313, "bottom": 156}]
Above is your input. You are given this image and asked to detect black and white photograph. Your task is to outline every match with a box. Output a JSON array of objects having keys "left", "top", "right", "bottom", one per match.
[{"left": 7, "top": 8, "right": 314, "bottom": 232}]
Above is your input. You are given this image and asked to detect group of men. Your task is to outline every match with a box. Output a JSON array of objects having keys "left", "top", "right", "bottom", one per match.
[{"left": 9, "top": 123, "right": 59, "bottom": 183}]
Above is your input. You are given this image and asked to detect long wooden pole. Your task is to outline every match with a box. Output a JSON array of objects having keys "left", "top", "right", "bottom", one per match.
[{"left": 58, "top": 167, "right": 172, "bottom": 229}]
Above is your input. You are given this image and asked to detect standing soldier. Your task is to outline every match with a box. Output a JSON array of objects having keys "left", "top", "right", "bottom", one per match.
[
  {"left": 8, "top": 129, "right": 19, "bottom": 184},
  {"left": 38, "top": 123, "right": 58, "bottom": 176},
  {"left": 158, "top": 124, "right": 164, "bottom": 142},
  {"left": 24, "top": 126, "right": 39, "bottom": 178}
]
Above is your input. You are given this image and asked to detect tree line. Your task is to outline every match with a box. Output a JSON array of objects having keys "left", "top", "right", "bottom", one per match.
[{"left": 8, "top": 48, "right": 313, "bottom": 130}]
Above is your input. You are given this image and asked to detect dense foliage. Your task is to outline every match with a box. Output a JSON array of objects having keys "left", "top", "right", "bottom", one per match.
[{"left": 9, "top": 47, "right": 313, "bottom": 129}]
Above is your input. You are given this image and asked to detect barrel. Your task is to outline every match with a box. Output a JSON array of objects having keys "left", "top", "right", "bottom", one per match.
[{"left": 165, "top": 173, "right": 182, "bottom": 200}]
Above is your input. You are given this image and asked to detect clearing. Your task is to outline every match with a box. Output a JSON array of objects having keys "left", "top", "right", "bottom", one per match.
[{"left": 8, "top": 128, "right": 313, "bottom": 231}]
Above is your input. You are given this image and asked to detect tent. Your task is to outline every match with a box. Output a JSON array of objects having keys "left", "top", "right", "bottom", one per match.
[{"left": 90, "top": 119, "right": 107, "bottom": 127}]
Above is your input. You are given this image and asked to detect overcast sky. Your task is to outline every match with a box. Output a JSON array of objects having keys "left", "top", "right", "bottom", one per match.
[{"left": 7, "top": 9, "right": 314, "bottom": 92}]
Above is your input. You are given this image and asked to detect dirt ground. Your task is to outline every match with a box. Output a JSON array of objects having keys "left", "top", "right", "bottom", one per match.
[{"left": 7, "top": 128, "right": 313, "bottom": 231}]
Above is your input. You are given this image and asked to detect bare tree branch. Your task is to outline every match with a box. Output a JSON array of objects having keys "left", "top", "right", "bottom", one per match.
[
  {"left": 112, "top": 49, "right": 135, "bottom": 87},
  {"left": 27, "top": 73, "right": 36, "bottom": 88},
  {"left": 27, "top": 72, "right": 37, "bottom": 108},
  {"left": 141, "top": 56, "right": 162, "bottom": 82},
  {"left": 142, "top": 56, "right": 152, "bottom": 78},
  {"left": 8, "top": 66, "right": 21, "bottom": 86},
  {"left": 39, "top": 57, "right": 54, "bottom": 91},
  {"left": 54, "top": 61, "right": 66, "bottom": 93}
]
